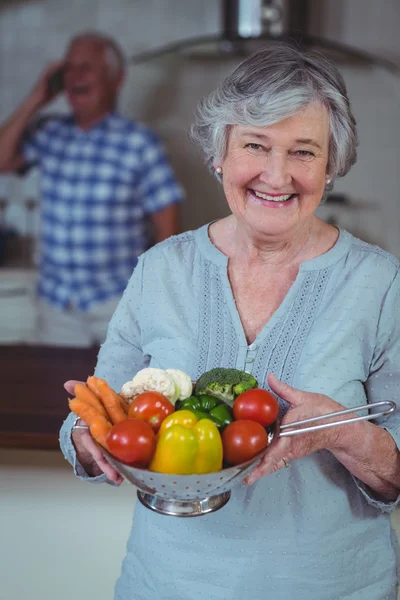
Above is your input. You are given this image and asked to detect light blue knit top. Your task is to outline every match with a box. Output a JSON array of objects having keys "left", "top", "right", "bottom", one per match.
[{"left": 60, "top": 224, "right": 400, "bottom": 600}]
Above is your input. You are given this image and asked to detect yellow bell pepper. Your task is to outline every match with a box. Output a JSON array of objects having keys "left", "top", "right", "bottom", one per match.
[{"left": 149, "top": 410, "right": 223, "bottom": 475}]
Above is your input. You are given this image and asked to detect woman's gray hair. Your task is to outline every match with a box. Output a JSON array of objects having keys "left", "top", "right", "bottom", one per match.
[
  {"left": 68, "top": 32, "right": 126, "bottom": 77},
  {"left": 191, "top": 43, "right": 358, "bottom": 181}
]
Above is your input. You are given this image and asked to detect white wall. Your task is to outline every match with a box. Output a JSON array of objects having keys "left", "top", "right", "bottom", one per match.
[
  {"left": 1, "top": 448, "right": 400, "bottom": 600},
  {"left": 308, "top": 0, "right": 400, "bottom": 257}
]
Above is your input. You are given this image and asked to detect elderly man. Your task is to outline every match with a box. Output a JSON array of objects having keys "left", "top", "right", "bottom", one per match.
[{"left": 0, "top": 32, "right": 183, "bottom": 347}]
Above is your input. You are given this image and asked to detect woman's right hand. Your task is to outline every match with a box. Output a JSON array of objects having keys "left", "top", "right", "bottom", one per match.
[{"left": 65, "top": 380, "right": 123, "bottom": 485}]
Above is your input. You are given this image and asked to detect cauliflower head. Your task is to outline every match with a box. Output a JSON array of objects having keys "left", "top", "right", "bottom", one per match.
[
  {"left": 165, "top": 369, "right": 193, "bottom": 402},
  {"left": 120, "top": 368, "right": 176, "bottom": 403}
]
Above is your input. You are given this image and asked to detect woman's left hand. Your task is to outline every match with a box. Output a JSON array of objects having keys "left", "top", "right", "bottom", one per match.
[{"left": 244, "top": 373, "right": 345, "bottom": 485}]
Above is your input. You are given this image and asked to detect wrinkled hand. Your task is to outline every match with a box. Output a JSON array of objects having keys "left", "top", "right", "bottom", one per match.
[
  {"left": 64, "top": 379, "right": 123, "bottom": 485},
  {"left": 30, "top": 61, "right": 65, "bottom": 107},
  {"left": 244, "top": 374, "right": 345, "bottom": 485}
]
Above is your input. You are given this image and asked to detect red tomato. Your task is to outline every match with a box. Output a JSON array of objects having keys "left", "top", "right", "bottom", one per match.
[
  {"left": 107, "top": 419, "right": 156, "bottom": 467},
  {"left": 221, "top": 420, "right": 268, "bottom": 466},
  {"left": 128, "top": 391, "right": 175, "bottom": 432},
  {"left": 233, "top": 388, "right": 279, "bottom": 427}
]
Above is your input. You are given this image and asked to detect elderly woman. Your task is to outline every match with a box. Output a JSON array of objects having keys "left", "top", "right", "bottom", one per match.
[{"left": 60, "top": 44, "right": 400, "bottom": 599}]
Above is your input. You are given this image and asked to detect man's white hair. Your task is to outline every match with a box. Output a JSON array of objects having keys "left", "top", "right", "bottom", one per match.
[{"left": 68, "top": 32, "right": 126, "bottom": 77}]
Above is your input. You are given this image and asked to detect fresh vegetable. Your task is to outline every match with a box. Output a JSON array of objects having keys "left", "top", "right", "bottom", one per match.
[
  {"left": 165, "top": 369, "right": 193, "bottom": 401},
  {"left": 121, "top": 368, "right": 176, "bottom": 403},
  {"left": 233, "top": 388, "right": 279, "bottom": 427},
  {"left": 90, "top": 416, "right": 113, "bottom": 448},
  {"left": 149, "top": 410, "right": 223, "bottom": 474},
  {"left": 107, "top": 419, "right": 156, "bottom": 467},
  {"left": 195, "top": 394, "right": 220, "bottom": 411},
  {"left": 159, "top": 409, "right": 198, "bottom": 432},
  {"left": 194, "top": 368, "right": 258, "bottom": 405},
  {"left": 73, "top": 382, "right": 108, "bottom": 418},
  {"left": 68, "top": 397, "right": 112, "bottom": 448},
  {"left": 221, "top": 419, "right": 268, "bottom": 466},
  {"left": 177, "top": 395, "right": 217, "bottom": 411},
  {"left": 176, "top": 395, "right": 233, "bottom": 431},
  {"left": 209, "top": 403, "right": 234, "bottom": 430},
  {"left": 127, "top": 391, "right": 175, "bottom": 432},
  {"left": 95, "top": 378, "right": 128, "bottom": 424},
  {"left": 87, "top": 376, "right": 128, "bottom": 415},
  {"left": 120, "top": 368, "right": 191, "bottom": 405},
  {"left": 69, "top": 377, "right": 129, "bottom": 448}
]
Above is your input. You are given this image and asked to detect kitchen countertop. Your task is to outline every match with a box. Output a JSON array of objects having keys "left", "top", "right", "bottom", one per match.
[
  {"left": 0, "top": 268, "right": 37, "bottom": 344},
  {"left": 0, "top": 344, "right": 98, "bottom": 450}
]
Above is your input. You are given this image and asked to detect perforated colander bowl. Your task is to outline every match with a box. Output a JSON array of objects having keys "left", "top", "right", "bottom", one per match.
[
  {"left": 101, "top": 399, "right": 396, "bottom": 517},
  {"left": 102, "top": 426, "right": 272, "bottom": 516}
]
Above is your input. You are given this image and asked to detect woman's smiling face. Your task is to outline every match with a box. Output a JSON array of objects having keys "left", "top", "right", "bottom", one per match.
[{"left": 220, "top": 102, "right": 330, "bottom": 238}]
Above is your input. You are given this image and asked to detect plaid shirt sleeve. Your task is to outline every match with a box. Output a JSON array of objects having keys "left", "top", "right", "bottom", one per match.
[
  {"left": 135, "top": 131, "right": 184, "bottom": 214},
  {"left": 19, "top": 115, "right": 54, "bottom": 167}
]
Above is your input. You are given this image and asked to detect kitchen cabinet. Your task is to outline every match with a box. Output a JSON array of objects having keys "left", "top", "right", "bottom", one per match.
[{"left": 0, "top": 344, "right": 98, "bottom": 449}]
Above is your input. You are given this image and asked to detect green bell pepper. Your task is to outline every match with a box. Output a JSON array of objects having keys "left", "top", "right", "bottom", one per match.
[
  {"left": 197, "top": 394, "right": 220, "bottom": 411},
  {"left": 192, "top": 410, "right": 210, "bottom": 421},
  {"left": 176, "top": 394, "right": 233, "bottom": 430},
  {"left": 209, "top": 404, "right": 234, "bottom": 430},
  {"left": 177, "top": 396, "right": 201, "bottom": 411}
]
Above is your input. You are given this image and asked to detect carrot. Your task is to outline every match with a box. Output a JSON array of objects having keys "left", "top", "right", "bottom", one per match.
[
  {"left": 73, "top": 382, "right": 108, "bottom": 418},
  {"left": 69, "top": 397, "right": 104, "bottom": 426},
  {"left": 89, "top": 415, "right": 113, "bottom": 449},
  {"left": 96, "top": 378, "right": 128, "bottom": 424},
  {"left": 69, "top": 398, "right": 112, "bottom": 448},
  {"left": 86, "top": 375, "right": 102, "bottom": 398},
  {"left": 87, "top": 375, "right": 128, "bottom": 415}
]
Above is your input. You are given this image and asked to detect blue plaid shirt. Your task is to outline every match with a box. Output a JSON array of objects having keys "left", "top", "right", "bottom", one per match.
[{"left": 21, "top": 111, "right": 184, "bottom": 310}]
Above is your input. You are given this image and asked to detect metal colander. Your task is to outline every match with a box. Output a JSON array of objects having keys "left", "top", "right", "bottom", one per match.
[{"left": 102, "top": 400, "right": 396, "bottom": 517}]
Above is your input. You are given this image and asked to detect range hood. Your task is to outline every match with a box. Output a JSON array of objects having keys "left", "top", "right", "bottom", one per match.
[{"left": 130, "top": 0, "right": 398, "bottom": 75}]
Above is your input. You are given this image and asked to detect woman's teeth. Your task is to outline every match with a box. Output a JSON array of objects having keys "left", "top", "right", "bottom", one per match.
[{"left": 253, "top": 191, "right": 294, "bottom": 202}]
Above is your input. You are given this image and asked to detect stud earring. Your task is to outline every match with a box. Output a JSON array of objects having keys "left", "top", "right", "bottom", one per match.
[
  {"left": 215, "top": 167, "right": 222, "bottom": 175},
  {"left": 326, "top": 178, "right": 332, "bottom": 185}
]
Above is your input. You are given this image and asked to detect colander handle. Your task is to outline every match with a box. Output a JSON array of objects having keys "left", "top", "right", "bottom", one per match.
[{"left": 278, "top": 400, "right": 396, "bottom": 437}]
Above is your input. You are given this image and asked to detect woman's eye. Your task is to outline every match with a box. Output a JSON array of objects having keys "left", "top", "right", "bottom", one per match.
[
  {"left": 245, "top": 143, "right": 263, "bottom": 151},
  {"left": 295, "top": 150, "right": 314, "bottom": 157}
]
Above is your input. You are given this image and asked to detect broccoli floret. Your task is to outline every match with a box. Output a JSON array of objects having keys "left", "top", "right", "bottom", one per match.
[
  {"left": 194, "top": 368, "right": 258, "bottom": 405},
  {"left": 233, "top": 379, "right": 258, "bottom": 396}
]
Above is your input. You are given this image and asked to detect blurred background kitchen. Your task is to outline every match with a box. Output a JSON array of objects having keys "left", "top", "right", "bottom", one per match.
[{"left": 1, "top": 1, "right": 400, "bottom": 599}]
